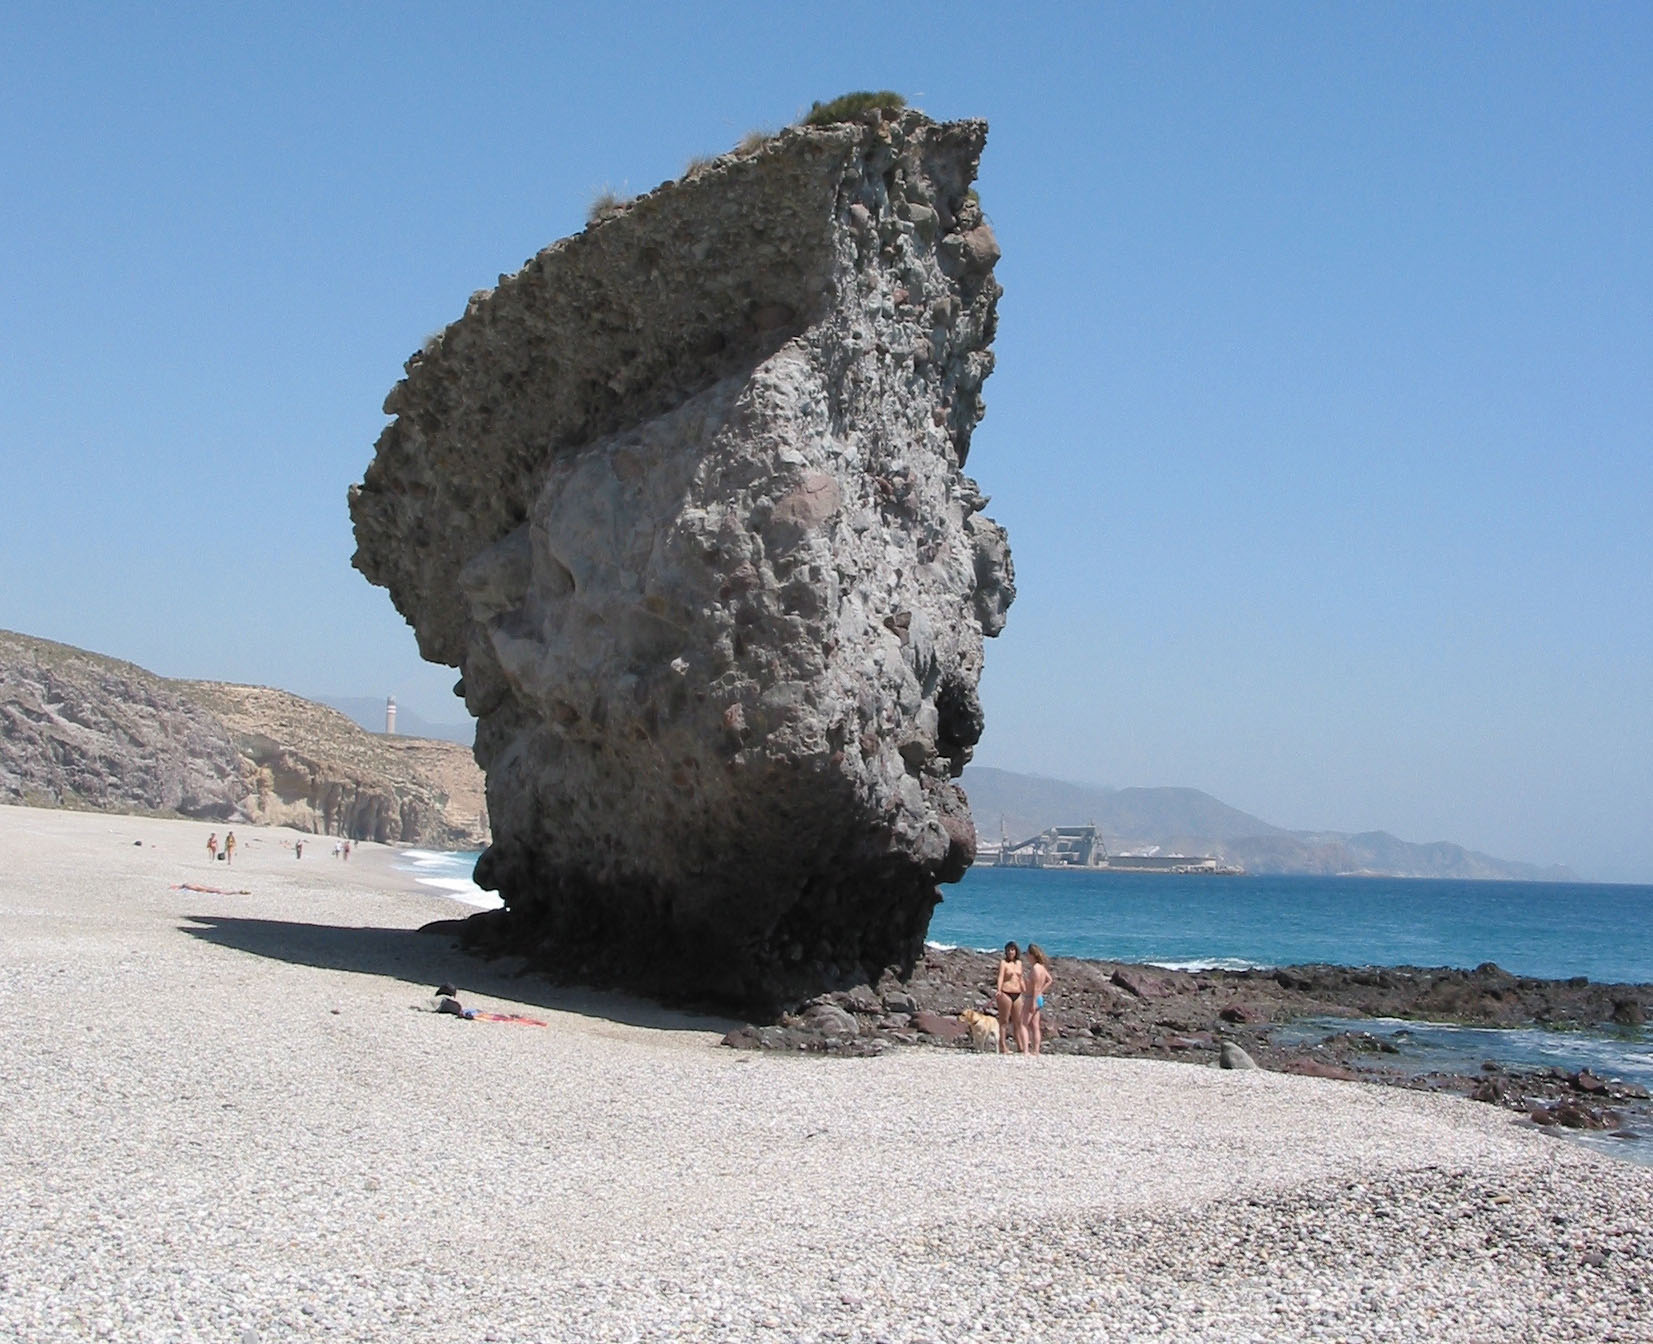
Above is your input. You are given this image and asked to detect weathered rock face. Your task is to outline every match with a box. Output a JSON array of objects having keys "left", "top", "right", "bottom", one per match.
[
  {"left": 182, "top": 681, "right": 488, "bottom": 847},
  {"left": 0, "top": 631, "right": 246, "bottom": 819},
  {"left": 351, "top": 109, "right": 1013, "bottom": 1007},
  {"left": 0, "top": 630, "right": 488, "bottom": 848}
]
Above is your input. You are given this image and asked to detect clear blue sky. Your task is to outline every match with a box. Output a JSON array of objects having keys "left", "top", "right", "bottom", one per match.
[{"left": 3, "top": 4, "right": 1648, "bottom": 880}]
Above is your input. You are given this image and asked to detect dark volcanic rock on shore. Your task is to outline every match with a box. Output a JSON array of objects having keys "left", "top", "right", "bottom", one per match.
[
  {"left": 354, "top": 107, "right": 1012, "bottom": 1009},
  {"left": 711, "top": 949, "right": 1653, "bottom": 1135},
  {"left": 725, "top": 950, "right": 1653, "bottom": 1055}
]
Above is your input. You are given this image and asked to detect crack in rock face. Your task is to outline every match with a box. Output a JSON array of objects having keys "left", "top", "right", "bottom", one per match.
[{"left": 350, "top": 109, "right": 1014, "bottom": 1009}]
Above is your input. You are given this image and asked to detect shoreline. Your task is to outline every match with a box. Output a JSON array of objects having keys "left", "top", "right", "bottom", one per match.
[
  {"left": 181, "top": 810, "right": 1650, "bottom": 1153},
  {"left": 717, "top": 946, "right": 1653, "bottom": 1159},
  {"left": 41, "top": 804, "right": 1647, "bottom": 1145},
  {"left": 5, "top": 802, "right": 1653, "bottom": 1340}
]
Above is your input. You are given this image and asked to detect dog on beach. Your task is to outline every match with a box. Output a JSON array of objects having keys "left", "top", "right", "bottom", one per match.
[{"left": 959, "top": 1009, "right": 1000, "bottom": 1053}]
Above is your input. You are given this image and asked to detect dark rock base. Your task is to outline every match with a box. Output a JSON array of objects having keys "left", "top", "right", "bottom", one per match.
[{"left": 438, "top": 869, "right": 942, "bottom": 1013}]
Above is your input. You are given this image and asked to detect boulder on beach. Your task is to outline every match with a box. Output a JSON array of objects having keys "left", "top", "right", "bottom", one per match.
[{"left": 350, "top": 105, "right": 1012, "bottom": 1009}]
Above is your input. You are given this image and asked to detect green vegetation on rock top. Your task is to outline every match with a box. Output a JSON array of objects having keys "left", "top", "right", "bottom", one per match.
[{"left": 801, "top": 91, "right": 907, "bottom": 126}]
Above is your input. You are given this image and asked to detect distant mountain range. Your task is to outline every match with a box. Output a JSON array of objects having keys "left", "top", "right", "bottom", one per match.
[{"left": 960, "top": 766, "right": 1577, "bottom": 882}]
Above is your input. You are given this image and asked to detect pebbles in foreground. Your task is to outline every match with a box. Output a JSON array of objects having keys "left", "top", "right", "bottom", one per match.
[{"left": 1, "top": 805, "right": 1650, "bottom": 1342}]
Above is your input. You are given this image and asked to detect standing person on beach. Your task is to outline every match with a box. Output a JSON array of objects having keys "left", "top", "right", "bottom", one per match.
[
  {"left": 995, "top": 942, "right": 1026, "bottom": 1054},
  {"left": 223, "top": 831, "right": 237, "bottom": 865},
  {"left": 1024, "top": 945, "right": 1053, "bottom": 1056},
  {"left": 206, "top": 832, "right": 218, "bottom": 862}
]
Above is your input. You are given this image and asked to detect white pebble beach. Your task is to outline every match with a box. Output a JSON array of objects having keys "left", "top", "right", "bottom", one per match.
[{"left": 2, "top": 804, "right": 1649, "bottom": 1343}]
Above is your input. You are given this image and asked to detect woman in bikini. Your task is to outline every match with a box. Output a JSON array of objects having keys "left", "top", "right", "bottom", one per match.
[
  {"left": 1024, "top": 944, "right": 1053, "bottom": 1056},
  {"left": 995, "top": 941, "right": 1026, "bottom": 1055}
]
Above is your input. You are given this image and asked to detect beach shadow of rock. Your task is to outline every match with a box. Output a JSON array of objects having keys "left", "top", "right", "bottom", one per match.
[{"left": 178, "top": 914, "right": 740, "bottom": 1036}]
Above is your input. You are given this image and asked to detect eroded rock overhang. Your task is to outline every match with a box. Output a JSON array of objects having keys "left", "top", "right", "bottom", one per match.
[{"left": 351, "top": 108, "right": 1014, "bottom": 1008}]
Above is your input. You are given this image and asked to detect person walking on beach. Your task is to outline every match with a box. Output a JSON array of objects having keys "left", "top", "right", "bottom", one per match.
[
  {"left": 223, "top": 831, "right": 237, "bottom": 865},
  {"left": 206, "top": 832, "right": 218, "bottom": 862},
  {"left": 1024, "top": 944, "right": 1053, "bottom": 1056},
  {"left": 342, "top": 839, "right": 351, "bottom": 861},
  {"left": 995, "top": 942, "right": 1026, "bottom": 1055},
  {"left": 294, "top": 839, "right": 304, "bottom": 859}
]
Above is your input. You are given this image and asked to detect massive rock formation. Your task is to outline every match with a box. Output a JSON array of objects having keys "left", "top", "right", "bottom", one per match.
[
  {"left": 0, "top": 630, "right": 487, "bottom": 847},
  {"left": 350, "top": 107, "right": 1013, "bottom": 1007}
]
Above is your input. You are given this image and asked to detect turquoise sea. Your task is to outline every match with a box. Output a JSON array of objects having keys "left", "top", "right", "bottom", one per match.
[{"left": 932, "top": 868, "right": 1653, "bottom": 986}]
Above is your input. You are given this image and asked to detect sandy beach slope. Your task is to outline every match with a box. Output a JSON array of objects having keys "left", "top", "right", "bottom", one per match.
[{"left": 1, "top": 804, "right": 1649, "bottom": 1342}]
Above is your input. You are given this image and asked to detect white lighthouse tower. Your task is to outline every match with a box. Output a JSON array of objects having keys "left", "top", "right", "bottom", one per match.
[{"left": 385, "top": 695, "right": 397, "bottom": 735}]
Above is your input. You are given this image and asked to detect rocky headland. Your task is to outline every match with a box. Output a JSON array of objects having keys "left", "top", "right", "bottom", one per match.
[
  {"left": 0, "top": 630, "right": 486, "bottom": 847},
  {"left": 354, "top": 101, "right": 1012, "bottom": 1008}
]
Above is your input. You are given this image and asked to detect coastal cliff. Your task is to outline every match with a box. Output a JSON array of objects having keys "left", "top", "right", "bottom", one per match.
[
  {"left": 0, "top": 631, "right": 245, "bottom": 819},
  {"left": 183, "top": 680, "right": 487, "bottom": 846},
  {"left": 351, "top": 103, "right": 1012, "bottom": 1007},
  {"left": 0, "top": 630, "right": 486, "bottom": 848}
]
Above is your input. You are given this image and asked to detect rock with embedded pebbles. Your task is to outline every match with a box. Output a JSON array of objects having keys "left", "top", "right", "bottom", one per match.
[{"left": 351, "top": 109, "right": 1012, "bottom": 1009}]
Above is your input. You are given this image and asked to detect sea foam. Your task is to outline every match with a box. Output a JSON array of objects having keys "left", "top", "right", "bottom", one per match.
[{"left": 395, "top": 849, "right": 500, "bottom": 909}]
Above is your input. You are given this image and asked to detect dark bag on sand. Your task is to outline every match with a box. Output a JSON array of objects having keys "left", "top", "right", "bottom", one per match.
[{"left": 217, "top": 852, "right": 226, "bottom": 861}]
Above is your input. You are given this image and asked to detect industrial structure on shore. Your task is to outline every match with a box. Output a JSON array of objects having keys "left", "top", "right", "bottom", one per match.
[{"left": 977, "top": 824, "right": 1242, "bottom": 874}]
